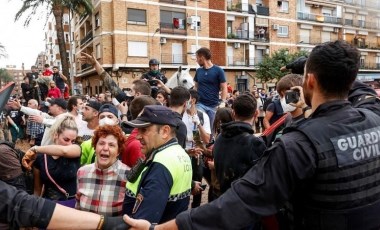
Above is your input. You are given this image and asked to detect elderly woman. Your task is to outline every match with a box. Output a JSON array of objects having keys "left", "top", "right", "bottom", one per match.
[
  {"left": 76, "top": 125, "right": 130, "bottom": 216},
  {"left": 23, "top": 115, "right": 81, "bottom": 208}
]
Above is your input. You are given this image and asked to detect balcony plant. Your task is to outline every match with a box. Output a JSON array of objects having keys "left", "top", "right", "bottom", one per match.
[{"left": 227, "top": 33, "right": 237, "bottom": 39}]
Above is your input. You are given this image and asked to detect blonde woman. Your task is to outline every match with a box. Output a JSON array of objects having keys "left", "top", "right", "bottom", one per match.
[{"left": 23, "top": 115, "right": 81, "bottom": 207}]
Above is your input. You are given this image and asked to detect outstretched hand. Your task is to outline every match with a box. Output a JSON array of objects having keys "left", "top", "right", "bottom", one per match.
[
  {"left": 123, "top": 215, "right": 150, "bottom": 230},
  {"left": 79, "top": 52, "right": 96, "bottom": 66},
  {"left": 289, "top": 86, "right": 307, "bottom": 109},
  {"left": 22, "top": 149, "right": 37, "bottom": 171}
]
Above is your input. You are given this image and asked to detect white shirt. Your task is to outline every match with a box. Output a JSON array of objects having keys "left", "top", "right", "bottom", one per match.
[{"left": 182, "top": 110, "right": 211, "bottom": 149}]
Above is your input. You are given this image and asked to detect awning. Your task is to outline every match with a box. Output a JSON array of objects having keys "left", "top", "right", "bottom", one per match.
[{"left": 357, "top": 74, "right": 380, "bottom": 82}]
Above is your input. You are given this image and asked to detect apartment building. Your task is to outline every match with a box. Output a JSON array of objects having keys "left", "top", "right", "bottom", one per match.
[
  {"left": 35, "top": 52, "right": 47, "bottom": 72},
  {"left": 71, "top": 0, "right": 380, "bottom": 95},
  {"left": 44, "top": 11, "right": 71, "bottom": 70},
  {"left": 3, "top": 65, "right": 24, "bottom": 96}
]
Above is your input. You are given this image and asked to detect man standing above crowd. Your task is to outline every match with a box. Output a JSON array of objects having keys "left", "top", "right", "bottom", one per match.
[
  {"left": 194, "top": 48, "right": 227, "bottom": 127},
  {"left": 125, "top": 41, "right": 380, "bottom": 230},
  {"left": 52, "top": 66, "right": 67, "bottom": 97}
]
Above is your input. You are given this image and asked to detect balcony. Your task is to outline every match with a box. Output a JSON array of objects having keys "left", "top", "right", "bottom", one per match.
[
  {"left": 359, "top": 62, "right": 380, "bottom": 70},
  {"left": 159, "top": 22, "right": 187, "bottom": 35},
  {"left": 227, "top": 1, "right": 251, "bottom": 13},
  {"left": 297, "top": 12, "right": 341, "bottom": 24},
  {"left": 256, "top": 5, "right": 269, "bottom": 16},
  {"left": 159, "top": 0, "right": 186, "bottom": 5},
  {"left": 345, "top": 20, "right": 380, "bottom": 30},
  {"left": 81, "top": 63, "right": 92, "bottom": 72},
  {"left": 161, "top": 54, "right": 187, "bottom": 65},
  {"left": 251, "top": 34, "right": 269, "bottom": 42},
  {"left": 80, "top": 31, "right": 93, "bottom": 47},
  {"left": 226, "top": 57, "right": 263, "bottom": 67}
]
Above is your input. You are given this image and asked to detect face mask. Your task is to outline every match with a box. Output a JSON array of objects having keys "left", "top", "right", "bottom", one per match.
[
  {"left": 186, "top": 100, "right": 192, "bottom": 110},
  {"left": 150, "top": 70, "right": 159, "bottom": 75},
  {"left": 99, "top": 117, "right": 117, "bottom": 126},
  {"left": 280, "top": 97, "right": 297, "bottom": 113}
]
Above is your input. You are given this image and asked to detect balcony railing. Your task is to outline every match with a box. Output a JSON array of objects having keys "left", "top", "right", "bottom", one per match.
[
  {"left": 161, "top": 54, "right": 187, "bottom": 65},
  {"left": 226, "top": 57, "right": 264, "bottom": 67},
  {"left": 159, "top": 0, "right": 186, "bottom": 5},
  {"left": 344, "top": 0, "right": 380, "bottom": 8},
  {"left": 345, "top": 19, "right": 380, "bottom": 30},
  {"left": 256, "top": 5, "right": 269, "bottom": 16},
  {"left": 81, "top": 63, "right": 92, "bottom": 71},
  {"left": 251, "top": 34, "right": 270, "bottom": 42},
  {"left": 297, "top": 12, "right": 341, "bottom": 24},
  {"left": 227, "top": 1, "right": 251, "bottom": 13},
  {"left": 159, "top": 22, "right": 187, "bottom": 35},
  {"left": 359, "top": 62, "right": 380, "bottom": 70},
  {"left": 80, "top": 31, "right": 93, "bottom": 46}
]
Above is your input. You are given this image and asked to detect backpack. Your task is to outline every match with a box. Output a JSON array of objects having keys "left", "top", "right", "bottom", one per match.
[{"left": 197, "top": 110, "right": 204, "bottom": 126}]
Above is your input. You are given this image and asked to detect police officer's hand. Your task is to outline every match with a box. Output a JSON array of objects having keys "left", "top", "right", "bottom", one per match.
[
  {"left": 123, "top": 215, "right": 150, "bottom": 230},
  {"left": 192, "top": 181, "right": 203, "bottom": 195},
  {"left": 22, "top": 149, "right": 37, "bottom": 171}
]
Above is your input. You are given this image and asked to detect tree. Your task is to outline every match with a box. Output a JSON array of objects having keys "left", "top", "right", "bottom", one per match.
[
  {"left": 0, "top": 68, "right": 14, "bottom": 86},
  {"left": 256, "top": 49, "right": 309, "bottom": 82},
  {"left": 14, "top": 0, "right": 93, "bottom": 89},
  {"left": 0, "top": 43, "right": 7, "bottom": 59}
]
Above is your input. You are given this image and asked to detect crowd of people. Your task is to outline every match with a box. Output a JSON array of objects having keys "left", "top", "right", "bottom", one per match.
[{"left": 1, "top": 41, "right": 380, "bottom": 230}]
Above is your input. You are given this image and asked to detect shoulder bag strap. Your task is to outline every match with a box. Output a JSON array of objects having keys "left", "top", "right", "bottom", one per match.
[{"left": 44, "top": 154, "right": 69, "bottom": 198}]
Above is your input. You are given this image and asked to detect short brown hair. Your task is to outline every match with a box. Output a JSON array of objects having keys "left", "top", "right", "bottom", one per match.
[
  {"left": 276, "top": 74, "right": 303, "bottom": 97},
  {"left": 92, "top": 125, "right": 126, "bottom": 154},
  {"left": 195, "top": 47, "right": 212, "bottom": 60},
  {"left": 130, "top": 95, "right": 158, "bottom": 119},
  {"left": 132, "top": 79, "right": 151, "bottom": 96}
]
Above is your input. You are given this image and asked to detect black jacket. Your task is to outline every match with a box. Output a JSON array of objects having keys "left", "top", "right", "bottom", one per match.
[
  {"left": 176, "top": 101, "right": 380, "bottom": 230},
  {"left": 214, "top": 121, "right": 266, "bottom": 194}
]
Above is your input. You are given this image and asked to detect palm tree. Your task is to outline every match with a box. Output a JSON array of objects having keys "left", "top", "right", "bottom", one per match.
[
  {"left": 0, "top": 43, "right": 7, "bottom": 59},
  {"left": 15, "top": 0, "right": 93, "bottom": 89}
]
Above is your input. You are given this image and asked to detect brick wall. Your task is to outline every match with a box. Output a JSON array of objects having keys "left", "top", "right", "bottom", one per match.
[{"left": 209, "top": 0, "right": 226, "bottom": 66}]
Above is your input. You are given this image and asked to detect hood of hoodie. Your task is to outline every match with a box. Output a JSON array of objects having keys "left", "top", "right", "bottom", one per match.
[
  {"left": 348, "top": 80, "right": 377, "bottom": 102},
  {"left": 221, "top": 121, "right": 254, "bottom": 138}
]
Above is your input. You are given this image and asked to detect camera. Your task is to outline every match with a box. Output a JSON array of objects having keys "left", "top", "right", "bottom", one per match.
[
  {"left": 148, "top": 79, "right": 158, "bottom": 86},
  {"left": 200, "top": 184, "right": 207, "bottom": 190},
  {"left": 285, "top": 90, "right": 300, "bottom": 104}
]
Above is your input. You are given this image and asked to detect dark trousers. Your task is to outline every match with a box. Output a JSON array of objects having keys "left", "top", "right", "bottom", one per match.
[
  {"left": 191, "top": 157, "right": 204, "bottom": 208},
  {"left": 255, "top": 117, "right": 265, "bottom": 133}
]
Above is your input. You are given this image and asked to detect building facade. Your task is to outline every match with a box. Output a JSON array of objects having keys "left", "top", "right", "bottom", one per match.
[{"left": 71, "top": 0, "right": 380, "bottom": 96}]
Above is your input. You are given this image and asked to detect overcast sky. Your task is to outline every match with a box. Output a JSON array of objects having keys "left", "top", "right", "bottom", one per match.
[{"left": 0, "top": 1, "right": 47, "bottom": 70}]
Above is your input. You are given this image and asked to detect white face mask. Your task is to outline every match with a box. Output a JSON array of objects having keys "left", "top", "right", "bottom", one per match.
[
  {"left": 186, "top": 100, "right": 192, "bottom": 110},
  {"left": 280, "top": 97, "right": 297, "bottom": 113},
  {"left": 99, "top": 117, "right": 117, "bottom": 126}
]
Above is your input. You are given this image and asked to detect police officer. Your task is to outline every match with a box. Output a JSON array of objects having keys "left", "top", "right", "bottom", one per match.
[
  {"left": 125, "top": 41, "right": 380, "bottom": 230},
  {"left": 141, "top": 59, "right": 167, "bottom": 98},
  {"left": 123, "top": 105, "right": 192, "bottom": 224}
]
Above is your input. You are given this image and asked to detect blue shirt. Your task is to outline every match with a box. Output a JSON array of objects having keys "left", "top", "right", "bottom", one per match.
[{"left": 194, "top": 65, "right": 226, "bottom": 107}]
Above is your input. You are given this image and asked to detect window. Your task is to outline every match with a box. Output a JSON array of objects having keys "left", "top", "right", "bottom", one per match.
[
  {"left": 277, "top": 1, "right": 289, "bottom": 13},
  {"left": 190, "top": 16, "right": 201, "bottom": 30},
  {"left": 277, "top": 26, "right": 289, "bottom": 37},
  {"left": 360, "top": 56, "right": 365, "bottom": 68},
  {"left": 128, "top": 41, "right": 147, "bottom": 57},
  {"left": 95, "top": 13, "right": 100, "bottom": 28},
  {"left": 127, "top": 8, "right": 147, "bottom": 25},
  {"left": 358, "top": 15, "right": 366, "bottom": 28},
  {"left": 96, "top": 44, "right": 101, "bottom": 59},
  {"left": 321, "top": 32, "right": 331, "bottom": 43},
  {"left": 160, "top": 10, "right": 186, "bottom": 29}
]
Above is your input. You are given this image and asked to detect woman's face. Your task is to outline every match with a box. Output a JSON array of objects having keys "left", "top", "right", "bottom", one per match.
[
  {"left": 54, "top": 129, "right": 78, "bottom": 146},
  {"left": 95, "top": 135, "right": 120, "bottom": 170},
  {"left": 156, "top": 93, "right": 166, "bottom": 105}
]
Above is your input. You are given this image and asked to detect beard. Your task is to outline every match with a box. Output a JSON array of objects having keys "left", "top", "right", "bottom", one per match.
[{"left": 303, "top": 81, "right": 312, "bottom": 107}]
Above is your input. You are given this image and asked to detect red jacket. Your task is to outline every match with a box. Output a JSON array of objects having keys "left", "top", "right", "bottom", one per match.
[
  {"left": 47, "top": 87, "right": 61, "bottom": 99},
  {"left": 122, "top": 128, "right": 145, "bottom": 168}
]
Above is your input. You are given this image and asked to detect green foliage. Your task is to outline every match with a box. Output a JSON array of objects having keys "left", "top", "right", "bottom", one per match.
[
  {"left": 227, "top": 33, "right": 237, "bottom": 39},
  {"left": 256, "top": 49, "right": 309, "bottom": 82},
  {"left": 0, "top": 68, "right": 14, "bottom": 84}
]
